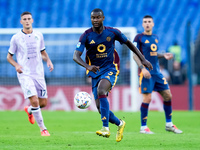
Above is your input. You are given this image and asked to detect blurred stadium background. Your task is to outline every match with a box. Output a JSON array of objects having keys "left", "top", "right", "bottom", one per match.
[{"left": 0, "top": 0, "right": 200, "bottom": 111}]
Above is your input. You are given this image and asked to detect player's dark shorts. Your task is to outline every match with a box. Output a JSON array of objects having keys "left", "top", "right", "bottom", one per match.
[
  {"left": 92, "top": 68, "right": 119, "bottom": 100},
  {"left": 139, "top": 72, "right": 169, "bottom": 94}
]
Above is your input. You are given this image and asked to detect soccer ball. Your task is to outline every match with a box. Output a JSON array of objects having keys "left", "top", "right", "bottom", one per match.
[{"left": 74, "top": 92, "right": 92, "bottom": 109}]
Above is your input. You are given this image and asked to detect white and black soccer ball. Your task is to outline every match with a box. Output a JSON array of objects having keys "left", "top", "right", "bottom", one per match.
[{"left": 74, "top": 91, "right": 91, "bottom": 109}]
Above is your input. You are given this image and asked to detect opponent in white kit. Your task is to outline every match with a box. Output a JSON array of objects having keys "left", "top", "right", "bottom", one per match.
[{"left": 7, "top": 11, "right": 54, "bottom": 136}]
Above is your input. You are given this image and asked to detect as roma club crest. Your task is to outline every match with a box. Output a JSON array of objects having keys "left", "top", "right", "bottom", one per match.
[{"left": 106, "top": 37, "right": 111, "bottom": 42}]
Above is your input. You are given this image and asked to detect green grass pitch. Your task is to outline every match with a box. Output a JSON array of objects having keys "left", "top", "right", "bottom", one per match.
[{"left": 0, "top": 111, "right": 199, "bottom": 150}]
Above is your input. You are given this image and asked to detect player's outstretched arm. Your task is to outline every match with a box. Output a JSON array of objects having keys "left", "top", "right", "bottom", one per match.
[
  {"left": 125, "top": 40, "right": 153, "bottom": 70},
  {"left": 73, "top": 50, "right": 100, "bottom": 74},
  {"left": 41, "top": 50, "right": 54, "bottom": 72},
  {"left": 164, "top": 53, "right": 173, "bottom": 60},
  {"left": 158, "top": 53, "right": 173, "bottom": 60}
]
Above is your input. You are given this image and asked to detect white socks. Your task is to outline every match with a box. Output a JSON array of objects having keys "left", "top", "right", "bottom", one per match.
[
  {"left": 140, "top": 123, "right": 173, "bottom": 130},
  {"left": 28, "top": 106, "right": 32, "bottom": 114},
  {"left": 140, "top": 126, "right": 147, "bottom": 130},
  {"left": 103, "top": 127, "right": 109, "bottom": 131},
  {"left": 118, "top": 120, "right": 123, "bottom": 126},
  {"left": 166, "top": 122, "right": 173, "bottom": 127},
  {"left": 31, "top": 106, "right": 47, "bottom": 131}
]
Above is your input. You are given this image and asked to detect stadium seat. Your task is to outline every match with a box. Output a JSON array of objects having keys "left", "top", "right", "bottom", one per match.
[
  {"left": 44, "top": 63, "right": 52, "bottom": 78},
  {"left": 0, "top": 63, "right": 7, "bottom": 77},
  {"left": 64, "top": 63, "right": 77, "bottom": 77},
  {"left": 76, "top": 65, "right": 86, "bottom": 77},
  {"left": 53, "top": 63, "right": 65, "bottom": 77},
  {"left": 0, "top": 49, "right": 8, "bottom": 62},
  {"left": 7, "top": 64, "right": 16, "bottom": 77}
]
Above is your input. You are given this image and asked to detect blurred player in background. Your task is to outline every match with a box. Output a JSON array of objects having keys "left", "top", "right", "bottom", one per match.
[
  {"left": 133, "top": 15, "right": 183, "bottom": 134},
  {"left": 7, "top": 11, "right": 53, "bottom": 136},
  {"left": 73, "top": 8, "right": 153, "bottom": 142}
]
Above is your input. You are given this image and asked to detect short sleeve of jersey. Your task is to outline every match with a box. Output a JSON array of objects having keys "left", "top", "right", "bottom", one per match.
[
  {"left": 113, "top": 28, "right": 127, "bottom": 44},
  {"left": 76, "top": 32, "right": 87, "bottom": 53},
  {"left": 8, "top": 35, "right": 17, "bottom": 54},
  {"left": 133, "top": 34, "right": 142, "bottom": 50}
]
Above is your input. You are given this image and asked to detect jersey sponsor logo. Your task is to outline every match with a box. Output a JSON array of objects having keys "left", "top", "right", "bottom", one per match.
[
  {"left": 97, "top": 44, "right": 106, "bottom": 52},
  {"left": 150, "top": 43, "right": 158, "bottom": 56},
  {"left": 90, "top": 40, "right": 95, "bottom": 44},
  {"left": 150, "top": 52, "right": 157, "bottom": 56},
  {"left": 96, "top": 53, "right": 107, "bottom": 58},
  {"left": 76, "top": 42, "right": 81, "bottom": 48},
  {"left": 133, "top": 42, "right": 137, "bottom": 47},
  {"left": 155, "top": 39, "right": 158, "bottom": 43},
  {"left": 106, "top": 36, "right": 111, "bottom": 42},
  {"left": 150, "top": 44, "right": 157, "bottom": 51},
  {"left": 27, "top": 41, "right": 37, "bottom": 59},
  {"left": 145, "top": 40, "right": 150, "bottom": 43}
]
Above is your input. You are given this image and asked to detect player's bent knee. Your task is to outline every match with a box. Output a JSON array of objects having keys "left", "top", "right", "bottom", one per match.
[
  {"left": 143, "top": 99, "right": 151, "bottom": 103},
  {"left": 165, "top": 92, "right": 172, "bottom": 101},
  {"left": 39, "top": 98, "right": 48, "bottom": 108},
  {"left": 165, "top": 95, "right": 172, "bottom": 101},
  {"left": 29, "top": 96, "right": 39, "bottom": 107},
  {"left": 143, "top": 95, "right": 152, "bottom": 103},
  {"left": 97, "top": 89, "right": 107, "bottom": 97},
  {"left": 168, "top": 94, "right": 172, "bottom": 100},
  {"left": 31, "top": 100, "right": 39, "bottom": 107}
]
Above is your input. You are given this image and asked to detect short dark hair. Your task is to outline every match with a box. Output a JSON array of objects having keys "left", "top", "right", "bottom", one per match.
[
  {"left": 21, "top": 11, "right": 32, "bottom": 17},
  {"left": 143, "top": 15, "right": 153, "bottom": 19},
  {"left": 91, "top": 8, "right": 104, "bottom": 16}
]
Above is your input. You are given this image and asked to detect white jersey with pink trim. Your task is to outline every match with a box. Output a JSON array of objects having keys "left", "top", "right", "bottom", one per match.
[{"left": 8, "top": 30, "right": 45, "bottom": 78}]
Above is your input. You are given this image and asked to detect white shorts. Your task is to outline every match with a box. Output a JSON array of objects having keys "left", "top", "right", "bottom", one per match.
[{"left": 18, "top": 75, "right": 48, "bottom": 99}]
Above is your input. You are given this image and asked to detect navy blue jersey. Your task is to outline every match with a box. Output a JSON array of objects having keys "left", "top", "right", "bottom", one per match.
[
  {"left": 76, "top": 26, "right": 127, "bottom": 78},
  {"left": 134, "top": 33, "right": 160, "bottom": 74}
]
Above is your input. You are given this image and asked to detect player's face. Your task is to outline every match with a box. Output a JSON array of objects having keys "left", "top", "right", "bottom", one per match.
[
  {"left": 20, "top": 14, "right": 33, "bottom": 30},
  {"left": 91, "top": 12, "right": 104, "bottom": 28},
  {"left": 142, "top": 18, "right": 154, "bottom": 32}
]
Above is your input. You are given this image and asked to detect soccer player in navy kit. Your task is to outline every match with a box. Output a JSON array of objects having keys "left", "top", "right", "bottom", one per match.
[
  {"left": 73, "top": 8, "right": 153, "bottom": 142},
  {"left": 133, "top": 15, "right": 183, "bottom": 134}
]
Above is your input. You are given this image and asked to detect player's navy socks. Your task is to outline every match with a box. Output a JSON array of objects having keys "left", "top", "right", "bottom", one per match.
[
  {"left": 140, "top": 103, "right": 149, "bottom": 126},
  {"left": 109, "top": 110, "right": 120, "bottom": 126},
  {"left": 163, "top": 100, "right": 172, "bottom": 122},
  {"left": 99, "top": 95, "right": 109, "bottom": 127}
]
